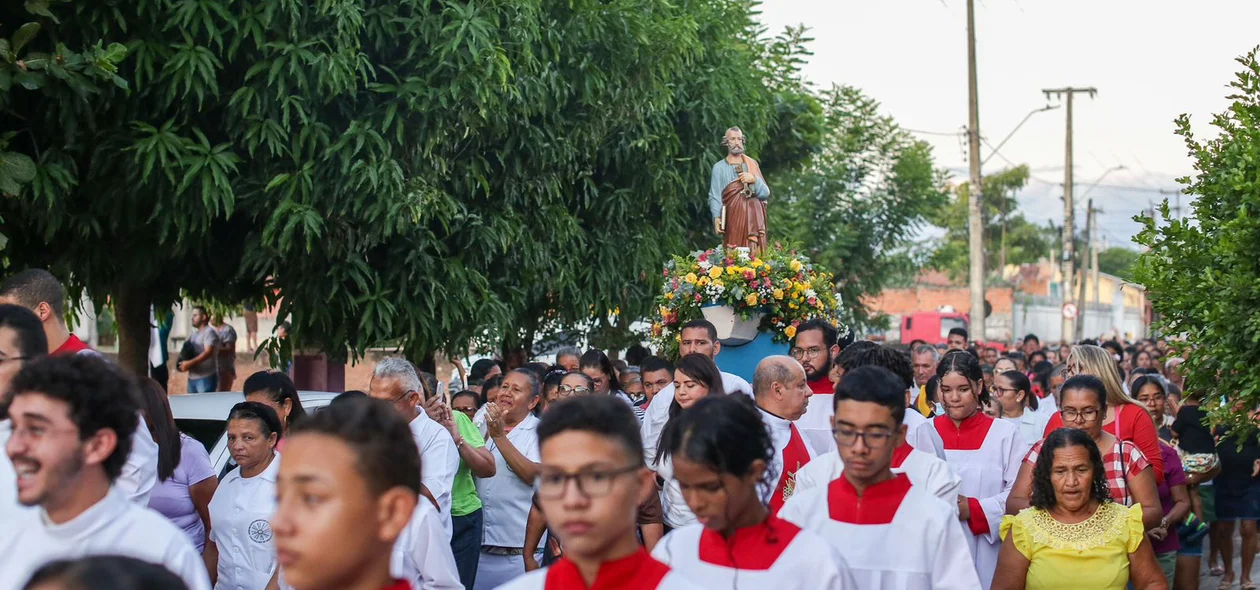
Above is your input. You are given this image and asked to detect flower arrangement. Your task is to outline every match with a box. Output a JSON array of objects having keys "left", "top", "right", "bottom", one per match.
[{"left": 651, "top": 244, "right": 844, "bottom": 359}]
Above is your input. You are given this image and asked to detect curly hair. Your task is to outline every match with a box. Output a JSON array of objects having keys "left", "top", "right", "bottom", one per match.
[
  {"left": 1030, "top": 428, "right": 1112, "bottom": 510},
  {"left": 10, "top": 355, "right": 139, "bottom": 482}
]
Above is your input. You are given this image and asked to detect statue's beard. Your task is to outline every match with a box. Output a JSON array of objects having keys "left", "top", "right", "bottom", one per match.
[{"left": 728, "top": 145, "right": 745, "bottom": 155}]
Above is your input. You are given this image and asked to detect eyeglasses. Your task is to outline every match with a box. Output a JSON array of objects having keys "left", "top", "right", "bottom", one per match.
[
  {"left": 557, "top": 385, "right": 591, "bottom": 397},
  {"left": 1060, "top": 408, "right": 1100, "bottom": 422},
  {"left": 536, "top": 465, "right": 640, "bottom": 499},
  {"left": 832, "top": 427, "right": 894, "bottom": 450},
  {"left": 990, "top": 385, "right": 1020, "bottom": 396},
  {"left": 790, "top": 347, "right": 825, "bottom": 360},
  {"left": 0, "top": 355, "right": 27, "bottom": 366}
]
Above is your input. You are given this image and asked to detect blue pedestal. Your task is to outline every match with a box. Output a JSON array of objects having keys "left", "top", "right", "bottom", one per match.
[{"left": 714, "top": 332, "right": 789, "bottom": 382}]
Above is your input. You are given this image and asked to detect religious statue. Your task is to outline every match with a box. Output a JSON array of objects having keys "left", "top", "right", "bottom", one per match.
[{"left": 708, "top": 126, "right": 771, "bottom": 256}]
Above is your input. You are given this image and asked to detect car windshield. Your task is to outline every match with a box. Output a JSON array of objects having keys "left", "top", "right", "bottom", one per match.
[{"left": 176, "top": 418, "right": 226, "bottom": 454}]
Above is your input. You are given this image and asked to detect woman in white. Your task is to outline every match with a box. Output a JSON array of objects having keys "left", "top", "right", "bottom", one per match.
[
  {"left": 653, "top": 354, "right": 726, "bottom": 529},
  {"left": 991, "top": 370, "right": 1050, "bottom": 453},
  {"left": 474, "top": 369, "right": 543, "bottom": 590},
  {"left": 205, "top": 402, "right": 282, "bottom": 589}
]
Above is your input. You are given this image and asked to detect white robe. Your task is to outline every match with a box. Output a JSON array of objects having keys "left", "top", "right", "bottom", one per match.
[
  {"left": 779, "top": 473, "right": 981, "bottom": 590},
  {"left": 642, "top": 371, "right": 753, "bottom": 466},
  {"left": 652, "top": 517, "right": 858, "bottom": 589},
  {"left": 798, "top": 380, "right": 838, "bottom": 453},
  {"left": 928, "top": 413, "right": 1023, "bottom": 590},
  {"left": 794, "top": 444, "right": 961, "bottom": 512},
  {"left": 494, "top": 549, "right": 700, "bottom": 590},
  {"left": 392, "top": 499, "right": 463, "bottom": 590}
]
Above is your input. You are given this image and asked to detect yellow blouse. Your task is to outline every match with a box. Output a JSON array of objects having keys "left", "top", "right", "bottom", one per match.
[{"left": 1000, "top": 503, "right": 1145, "bottom": 590}]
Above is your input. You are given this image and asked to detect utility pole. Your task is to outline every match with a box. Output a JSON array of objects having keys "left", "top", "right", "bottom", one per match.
[
  {"left": 1090, "top": 204, "right": 1101, "bottom": 306},
  {"left": 1042, "top": 86, "right": 1096, "bottom": 343},
  {"left": 966, "top": 0, "right": 986, "bottom": 342},
  {"left": 1075, "top": 199, "right": 1094, "bottom": 341}
]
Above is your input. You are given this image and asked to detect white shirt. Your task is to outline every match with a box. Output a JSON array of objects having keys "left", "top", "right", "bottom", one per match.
[
  {"left": 656, "top": 454, "right": 695, "bottom": 529},
  {"left": 642, "top": 371, "right": 752, "bottom": 466},
  {"left": 0, "top": 487, "right": 211, "bottom": 590},
  {"left": 758, "top": 407, "right": 816, "bottom": 507},
  {"left": 409, "top": 412, "right": 459, "bottom": 539},
  {"left": 0, "top": 420, "right": 34, "bottom": 522},
  {"left": 794, "top": 447, "right": 961, "bottom": 512},
  {"left": 476, "top": 413, "right": 541, "bottom": 548},
  {"left": 1002, "top": 410, "right": 1051, "bottom": 454},
  {"left": 904, "top": 404, "right": 947, "bottom": 460},
  {"left": 209, "top": 454, "right": 280, "bottom": 590},
  {"left": 653, "top": 519, "right": 858, "bottom": 589},
  {"left": 118, "top": 413, "right": 160, "bottom": 506},
  {"left": 779, "top": 474, "right": 982, "bottom": 590},
  {"left": 797, "top": 390, "right": 836, "bottom": 453},
  {"left": 392, "top": 499, "right": 463, "bottom": 590}
]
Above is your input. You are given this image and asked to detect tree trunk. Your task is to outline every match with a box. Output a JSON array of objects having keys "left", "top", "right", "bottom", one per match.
[{"left": 113, "top": 282, "right": 152, "bottom": 379}]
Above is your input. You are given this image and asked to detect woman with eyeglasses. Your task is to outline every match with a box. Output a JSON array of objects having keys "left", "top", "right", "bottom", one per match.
[
  {"left": 651, "top": 395, "right": 856, "bottom": 589},
  {"left": 931, "top": 351, "right": 1024, "bottom": 589},
  {"left": 1041, "top": 345, "right": 1165, "bottom": 483},
  {"left": 992, "top": 371, "right": 1050, "bottom": 453},
  {"left": 1006, "top": 375, "right": 1162, "bottom": 531},
  {"left": 579, "top": 349, "right": 642, "bottom": 421}
]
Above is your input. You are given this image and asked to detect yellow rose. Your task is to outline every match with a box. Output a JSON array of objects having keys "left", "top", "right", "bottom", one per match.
[
  {"left": 665, "top": 292, "right": 674, "bottom": 300},
  {"left": 744, "top": 293, "right": 758, "bottom": 306},
  {"left": 725, "top": 266, "right": 738, "bottom": 276},
  {"left": 773, "top": 288, "right": 785, "bottom": 300},
  {"left": 785, "top": 325, "right": 797, "bottom": 339},
  {"left": 659, "top": 306, "right": 669, "bottom": 316},
  {"left": 698, "top": 276, "right": 710, "bottom": 286},
  {"left": 685, "top": 272, "right": 697, "bottom": 284},
  {"left": 790, "top": 259, "right": 803, "bottom": 272},
  {"left": 708, "top": 266, "right": 722, "bottom": 279}
]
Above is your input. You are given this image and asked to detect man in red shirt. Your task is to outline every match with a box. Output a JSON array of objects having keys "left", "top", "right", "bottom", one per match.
[{"left": 0, "top": 270, "right": 93, "bottom": 357}]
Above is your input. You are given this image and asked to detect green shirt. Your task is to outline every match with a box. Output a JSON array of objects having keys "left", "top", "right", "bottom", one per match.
[{"left": 451, "top": 411, "right": 485, "bottom": 516}]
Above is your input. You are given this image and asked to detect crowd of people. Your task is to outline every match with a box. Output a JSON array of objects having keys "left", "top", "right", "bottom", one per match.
[{"left": 0, "top": 267, "right": 1252, "bottom": 590}]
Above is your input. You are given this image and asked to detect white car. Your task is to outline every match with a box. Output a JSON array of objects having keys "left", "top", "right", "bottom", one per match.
[{"left": 169, "top": 391, "right": 340, "bottom": 475}]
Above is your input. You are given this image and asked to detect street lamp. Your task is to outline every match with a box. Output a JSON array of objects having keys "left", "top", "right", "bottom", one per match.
[{"left": 981, "top": 104, "right": 1060, "bottom": 167}]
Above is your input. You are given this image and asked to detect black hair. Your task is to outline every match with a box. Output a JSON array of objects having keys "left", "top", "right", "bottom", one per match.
[
  {"left": 661, "top": 394, "right": 774, "bottom": 495},
  {"left": 451, "top": 390, "right": 480, "bottom": 408},
  {"left": 793, "top": 319, "right": 839, "bottom": 349},
  {"left": 948, "top": 327, "right": 969, "bottom": 340},
  {"left": 25, "top": 555, "right": 189, "bottom": 590},
  {"left": 578, "top": 349, "right": 617, "bottom": 389},
  {"left": 136, "top": 377, "right": 182, "bottom": 482},
  {"left": 936, "top": 349, "right": 989, "bottom": 404},
  {"left": 625, "top": 344, "right": 651, "bottom": 367},
  {"left": 998, "top": 370, "right": 1037, "bottom": 412},
  {"left": 640, "top": 355, "right": 674, "bottom": 376},
  {"left": 543, "top": 369, "right": 566, "bottom": 391},
  {"left": 1023, "top": 333, "right": 1041, "bottom": 345},
  {"left": 469, "top": 358, "right": 500, "bottom": 381},
  {"left": 680, "top": 319, "right": 718, "bottom": 343},
  {"left": 833, "top": 366, "right": 908, "bottom": 426},
  {"left": 0, "top": 269, "right": 66, "bottom": 317},
  {"left": 561, "top": 370, "right": 596, "bottom": 391},
  {"left": 1130, "top": 375, "right": 1167, "bottom": 399},
  {"left": 1060, "top": 374, "right": 1109, "bottom": 411},
  {"left": 1029, "top": 350, "right": 1047, "bottom": 365},
  {"left": 331, "top": 390, "right": 367, "bottom": 406},
  {"left": 539, "top": 395, "right": 645, "bottom": 466},
  {"left": 656, "top": 354, "right": 725, "bottom": 464},
  {"left": 522, "top": 362, "right": 551, "bottom": 380},
  {"left": 479, "top": 374, "right": 504, "bottom": 406},
  {"left": 1030, "top": 428, "right": 1111, "bottom": 509},
  {"left": 227, "top": 401, "right": 283, "bottom": 441},
  {"left": 838, "top": 343, "right": 914, "bottom": 390},
  {"left": 0, "top": 303, "right": 48, "bottom": 361},
  {"left": 288, "top": 397, "right": 422, "bottom": 495},
  {"left": 192, "top": 305, "right": 208, "bottom": 316},
  {"left": 924, "top": 376, "right": 940, "bottom": 405},
  {"left": 1100, "top": 340, "right": 1123, "bottom": 356},
  {"left": 11, "top": 355, "right": 138, "bottom": 481},
  {"left": 242, "top": 370, "right": 306, "bottom": 431},
  {"left": 418, "top": 371, "right": 439, "bottom": 401}
]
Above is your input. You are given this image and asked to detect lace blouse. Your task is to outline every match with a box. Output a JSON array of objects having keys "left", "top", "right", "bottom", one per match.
[{"left": 1000, "top": 502, "right": 1145, "bottom": 590}]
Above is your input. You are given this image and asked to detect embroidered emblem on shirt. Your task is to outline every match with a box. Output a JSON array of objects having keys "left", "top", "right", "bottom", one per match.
[
  {"left": 782, "top": 462, "right": 801, "bottom": 502},
  {"left": 249, "top": 519, "right": 273, "bottom": 543}
]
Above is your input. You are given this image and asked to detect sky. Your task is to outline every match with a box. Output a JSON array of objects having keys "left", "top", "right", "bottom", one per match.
[{"left": 757, "top": 0, "right": 1260, "bottom": 248}]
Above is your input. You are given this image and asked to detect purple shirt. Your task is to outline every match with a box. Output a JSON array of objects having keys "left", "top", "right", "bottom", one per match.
[
  {"left": 147, "top": 433, "right": 217, "bottom": 552},
  {"left": 1154, "top": 442, "right": 1187, "bottom": 554}
]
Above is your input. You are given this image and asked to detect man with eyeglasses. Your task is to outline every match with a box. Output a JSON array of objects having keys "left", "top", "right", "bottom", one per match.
[
  {"left": 789, "top": 319, "right": 844, "bottom": 454},
  {"left": 500, "top": 396, "right": 699, "bottom": 590},
  {"left": 779, "top": 366, "right": 980, "bottom": 590},
  {"left": 369, "top": 358, "right": 459, "bottom": 538}
]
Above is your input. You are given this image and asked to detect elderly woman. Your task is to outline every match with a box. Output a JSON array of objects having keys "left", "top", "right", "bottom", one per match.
[
  {"left": 994, "top": 428, "right": 1167, "bottom": 590},
  {"left": 1007, "top": 375, "right": 1162, "bottom": 531}
]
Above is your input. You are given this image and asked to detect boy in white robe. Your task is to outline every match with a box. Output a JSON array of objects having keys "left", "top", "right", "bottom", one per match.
[
  {"left": 498, "top": 396, "right": 698, "bottom": 590},
  {"left": 779, "top": 366, "right": 981, "bottom": 590}
]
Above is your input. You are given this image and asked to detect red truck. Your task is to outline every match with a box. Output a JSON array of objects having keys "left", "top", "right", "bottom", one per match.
[{"left": 900, "top": 311, "right": 969, "bottom": 346}]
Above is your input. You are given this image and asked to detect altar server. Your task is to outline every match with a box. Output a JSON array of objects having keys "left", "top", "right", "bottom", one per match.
[
  {"left": 931, "top": 351, "right": 1024, "bottom": 589},
  {"left": 751, "top": 356, "right": 816, "bottom": 511},
  {"left": 779, "top": 366, "right": 981, "bottom": 590},
  {"left": 496, "top": 396, "right": 698, "bottom": 590},
  {"left": 653, "top": 394, "right": 855, "bottom": 589}
]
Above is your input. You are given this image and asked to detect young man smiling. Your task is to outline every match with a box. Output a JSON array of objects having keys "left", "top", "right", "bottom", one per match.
[{"left": 499, "top": 396, "right": 698, "bottom": 589}]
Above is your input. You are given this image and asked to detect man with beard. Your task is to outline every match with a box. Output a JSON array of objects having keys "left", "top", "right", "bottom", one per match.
[
  {"left": 708, "top": 127, "right": 770, "bottom": 255},
  {"left": 790, "top": 319, "right": 842, "bottom": 452}
]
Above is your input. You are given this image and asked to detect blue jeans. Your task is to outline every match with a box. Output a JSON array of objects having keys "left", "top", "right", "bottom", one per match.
[
  {"left": 188, "top": 375, "right": 218, "bottom": 393},
  {"left": 451, "top": 509, "right": 483, "bottom": 588}
]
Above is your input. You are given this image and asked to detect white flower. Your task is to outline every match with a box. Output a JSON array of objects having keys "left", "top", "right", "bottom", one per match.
[
  {"left": 699, "top": 260, "right": 711, "bottom": 270},
  {"left": 805, "top": 289, "right": 817, "bottom": 299}
]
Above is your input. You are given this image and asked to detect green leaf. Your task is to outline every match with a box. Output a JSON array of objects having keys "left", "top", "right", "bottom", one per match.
[
  {"left": 12, "top": 23, "right": 40, "bottom": 55},
  {"left": 24, "top": 1, "right": 57, "bottom": 23},
  {"left": 0, "top": 151, "right": 37, "bottom": 184}
]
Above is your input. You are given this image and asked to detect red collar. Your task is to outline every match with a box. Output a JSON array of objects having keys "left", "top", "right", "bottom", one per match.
[
  {"left": 545, "top": 549, "right": 670, "bottom": 590},
  {"left": 52, "top": 334, "right": 91, "bottom": 356},
  {"left": 698, "top": 513, "right": 801, "bottom": 570},
  {"left": 891, "top": 442, "right": 914, "bottom": 468},
  {"left": 381, "top": 581, "right": 411, "bottom": 590},
  {"left": 827, "top": 472, "right": 912, "bottom": 525},
  {"left": 808, "top": 378, "right": 834, "bottom": 395},
  {"left": 933, "top": 411, "right": 993, "bottom": 451}
]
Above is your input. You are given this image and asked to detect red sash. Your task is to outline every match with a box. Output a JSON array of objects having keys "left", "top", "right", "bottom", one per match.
[
  {"left": 770, "top": 424, "right": 812, "bottom": 512},
  {"left": 52, "top": 334, "right": 91, "bottom": 356}
]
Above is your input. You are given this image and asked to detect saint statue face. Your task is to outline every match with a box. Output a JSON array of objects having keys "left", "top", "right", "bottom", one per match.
[{"left": 723, "top": 129, "right": 746, "bottom": 155}]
